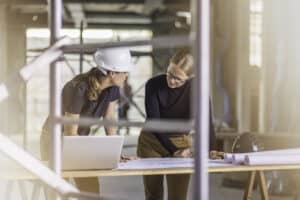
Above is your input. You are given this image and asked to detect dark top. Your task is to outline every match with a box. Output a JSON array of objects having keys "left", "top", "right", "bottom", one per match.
[
  {"left": 145, "top": 74, "right": 216, "bottom": 154},
  {"left": 44, "top": 75, "right": 120, "bottom": 135}
]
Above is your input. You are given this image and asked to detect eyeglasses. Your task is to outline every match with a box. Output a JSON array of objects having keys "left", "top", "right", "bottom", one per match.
[{"left": 166, "top": 72, "right": 187, "bottom": 85}]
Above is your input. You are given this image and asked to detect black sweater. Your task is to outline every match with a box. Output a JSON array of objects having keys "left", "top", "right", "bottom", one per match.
[{"left": 145, "top": 74, "right": 216, "bottom": 154}]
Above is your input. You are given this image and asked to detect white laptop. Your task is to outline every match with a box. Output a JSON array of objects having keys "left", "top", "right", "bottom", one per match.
[{"left": 62, "top": 135, "right": 124, "bottom": 170}]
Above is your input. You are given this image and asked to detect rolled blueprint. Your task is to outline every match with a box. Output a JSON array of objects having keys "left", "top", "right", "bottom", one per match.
[
  {"left": 245, "top": 154, "right": 300, "bottom": 165},
  {"left": 221, "top": 148, "right": 300, "bottom": 164},
  {"left": 233, "top": 148, "right": 300, "bottom": 164},
  {"left": 224, "top": 153, "right": 234, "bottom": 163}
]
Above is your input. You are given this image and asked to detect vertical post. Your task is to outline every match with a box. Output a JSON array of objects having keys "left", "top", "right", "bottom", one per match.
[
  {"left": 49, "top": 0, "right": 62, "bottom": 191},
  {"left": 79, "top": 20, "right": 84, "bottom": 73},
  {"left": 236, "top": 0, "right": 250, "bottom": 132},
  {"left": 192, "top": 0, "right": 210, "bottom": 199},
  {"left": 23, "top": 85, "right": 28, "bottom": 150}
]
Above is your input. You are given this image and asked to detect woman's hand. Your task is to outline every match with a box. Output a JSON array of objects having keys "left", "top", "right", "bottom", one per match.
[
  {"left": 120, "top": 154, "right": 139, "bottom": 162},
  {"left": 209, "top": 150, "right": 225, "bottom": 160},
  {"left": 173, "top": 148, "right": 193, "bottom": 158}
]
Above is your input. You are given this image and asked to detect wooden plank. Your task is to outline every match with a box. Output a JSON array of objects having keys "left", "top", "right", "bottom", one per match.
[
  {"left": 243, "top": 171, "right": 256, "bottom": 200},
  {"left": 62, "top": 168, "right": 194, "bottom": 178},
  {"left": 0, "top": 168, "right": 194, "bottom": 180},
  {"left": 257, "top": 171, "right": 269, "bottom": 200},
  {"left": 4, "top": 163, "right": 300, "bottom": 179},
  {"left": 208, "top": 164, "right": 300, "bottom": 173}
]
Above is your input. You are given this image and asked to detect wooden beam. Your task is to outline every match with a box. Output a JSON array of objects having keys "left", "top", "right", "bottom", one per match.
[
  {"left": 243, "top": 171, "right": 256, "bottom": 200},
  {"left": 257, "top": 171, "right": 269, "bottom": 200}
]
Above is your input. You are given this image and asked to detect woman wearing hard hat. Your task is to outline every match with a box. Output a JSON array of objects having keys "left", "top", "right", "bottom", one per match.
[
  {"left": 137, "top": 48, "right": 216, "bottom": 200},
  {"left": 40, "top": 47, "right": 134, "bottom": 193}
]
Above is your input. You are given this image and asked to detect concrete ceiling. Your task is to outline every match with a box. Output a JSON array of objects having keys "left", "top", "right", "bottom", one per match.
[{"left": 8, "top": 0, "right": 190, "bottom": 30}]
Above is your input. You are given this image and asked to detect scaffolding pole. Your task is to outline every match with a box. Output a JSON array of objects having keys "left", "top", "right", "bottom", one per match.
[
  {"left": 58, "top": 117, "right": 194, "bottom": 133},
  {"left": 63, "top": 35, "right": 191, "bottom": 53},
  {"left": 49, "top": 0, "right": 63, "bottom": 199},
  {"left": 79, "top": 20, "right": 84, "bottom": 73},
  {"left": 193, "top": 0, "right": 210, "bottom": 199}
]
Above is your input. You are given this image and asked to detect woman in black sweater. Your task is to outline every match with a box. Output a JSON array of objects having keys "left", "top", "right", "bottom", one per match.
[{"left": 137, "top": 49, "right": 216, "bottom": 200}]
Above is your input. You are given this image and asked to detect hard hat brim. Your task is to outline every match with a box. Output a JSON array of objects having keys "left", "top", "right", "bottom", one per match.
[{"left": 99, "top": 62, "right": 134, "bottom": 73}]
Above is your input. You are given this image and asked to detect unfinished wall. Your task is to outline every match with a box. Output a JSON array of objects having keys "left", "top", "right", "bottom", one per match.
[
  {"left": 0, "top": 2, "right": 26, "bottom": 136},
  {"left": 211, "top": 0, "right": 255, "bottom": 132},
  {"left": 262, "top": 0, "right": 300, "bottom": 133},
  {"left": 0, "top": 3, "right": 8, "bottom": 133}
]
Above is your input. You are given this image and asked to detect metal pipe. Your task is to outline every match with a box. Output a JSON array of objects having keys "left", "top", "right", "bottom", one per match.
[
  {"left": 63, "top": 192, "right": 128, "bottom": 200},
  {"left": 58, "top": 117, "right": 194, "bottom": 133},
  {"left": 63, "top": 35, "right": 191, "bottom": 53},
  {"left": 23, "top": 83, "right": 28, "bottom": 150},
  {"left": 79, "top": 20, "right": 84, "bottom": 73},
  {"left": 0, "top": 132, "right": 78, "bottom": 195},
  {"left": 49, "top": 1, "right": 63, "bottom": 200},
  {"left": 192, "top": 0, "right": 211, "bottom": 199}
]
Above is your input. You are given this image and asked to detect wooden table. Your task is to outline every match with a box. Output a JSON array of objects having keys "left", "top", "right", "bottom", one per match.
[{"left": 3, "top": 163, "right": 300, "bottom": 200}]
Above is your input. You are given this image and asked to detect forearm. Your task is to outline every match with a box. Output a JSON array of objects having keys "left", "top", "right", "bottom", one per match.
[
  {"left": 63, "top": 112, "right": 79, "bottom": 136},
  {"left": 63, "top": 124, "right": 78, "bottom": 136},
  {"left": 154, "top": 133, "right": 178, "bottom": 154},
  {"left": 104, "top": 101, "right": 118, "bottom": 135},
  {"left": 209, "top": 102, "right": 217, "bottom": 151},
  {"left": 105, "top": 127, "right": 117, "bottom": 136}
]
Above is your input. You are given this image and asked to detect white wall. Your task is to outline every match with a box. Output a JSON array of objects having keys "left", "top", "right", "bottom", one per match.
[{"left": 262, "top": 0, "right": 300, "bottom": 133}]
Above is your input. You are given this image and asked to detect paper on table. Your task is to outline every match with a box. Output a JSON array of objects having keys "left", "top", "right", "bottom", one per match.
[
  {"left": 118, "top": 158, "right": 194, "bottom": 170},
  {"left": 118, "top": 158, "right": 234, "bottom": 170},
  {"left": 209, "top": 159, "right": 237, "bottom": 167},
  {"left": 224, "top": 153, "right": 234, "bottom": 163},
  {"left": 245, "top": 154, "right": 300, "bottom": 165},
  {"left": 232, "top": 148, "right": 300, "bottom": 164}
]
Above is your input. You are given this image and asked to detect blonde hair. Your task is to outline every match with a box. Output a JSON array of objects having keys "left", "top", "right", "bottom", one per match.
[
  {"left": 170, "top": 48, "right": 194, "bottom": 77},
  {"left": 73, "top": 68, "right": 106, "bottom": 101}
]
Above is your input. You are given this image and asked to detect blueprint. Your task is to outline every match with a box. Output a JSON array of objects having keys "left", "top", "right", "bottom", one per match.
[{"left": 118, "top": 158, "right": 233, "bottom": 170}]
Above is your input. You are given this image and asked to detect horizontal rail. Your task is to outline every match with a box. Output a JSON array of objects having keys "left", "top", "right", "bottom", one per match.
[
  {"left": 28, "top": 49, "right": 152, "bottom": 56},
  {"left": 0, "top": 132, "right": 108, "bottom": 200},
  {"left": 0, "top": 132, "right": 78, "bottom": 194},
  {"left": 64, "top": 192, "right": 128, "bottom": 200},
  {"left": 57, "top": 117, "right": 194, "bottom": 133},
  {"left": 63, "top": 35, "right": 191, "bottom": 54}
]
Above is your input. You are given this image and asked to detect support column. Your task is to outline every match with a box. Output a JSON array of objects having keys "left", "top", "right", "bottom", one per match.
[
  {"left": 7, "top": 13, "right": 27, "bottom": 136},
  {"left": 235, "top": 0, "right": 250, "bottom": 132},
  {"left": 0, "top": 2, "right": 8, "bottom": 133},
  {"left": 0, "top": 2, "right": 26, "bottom": 137}
]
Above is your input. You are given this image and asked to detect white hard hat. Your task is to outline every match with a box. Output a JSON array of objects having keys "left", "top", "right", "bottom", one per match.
[{"left": 94, "top": 47, "right": 134, "bottom": 74}]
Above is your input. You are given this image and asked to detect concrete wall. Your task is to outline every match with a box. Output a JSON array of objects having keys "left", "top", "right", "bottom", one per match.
[
  {"left": 211, "top": 0, "right": 253, "bottom": 132},
  {"left": 0, "top": 2, "right": 9, "bottom": 133},
  {"left": 0, "top": 2, "right": 26, "bottom": 136},
  {"left": 262, "top": 0, "right": 300, "bottom": 133}
]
